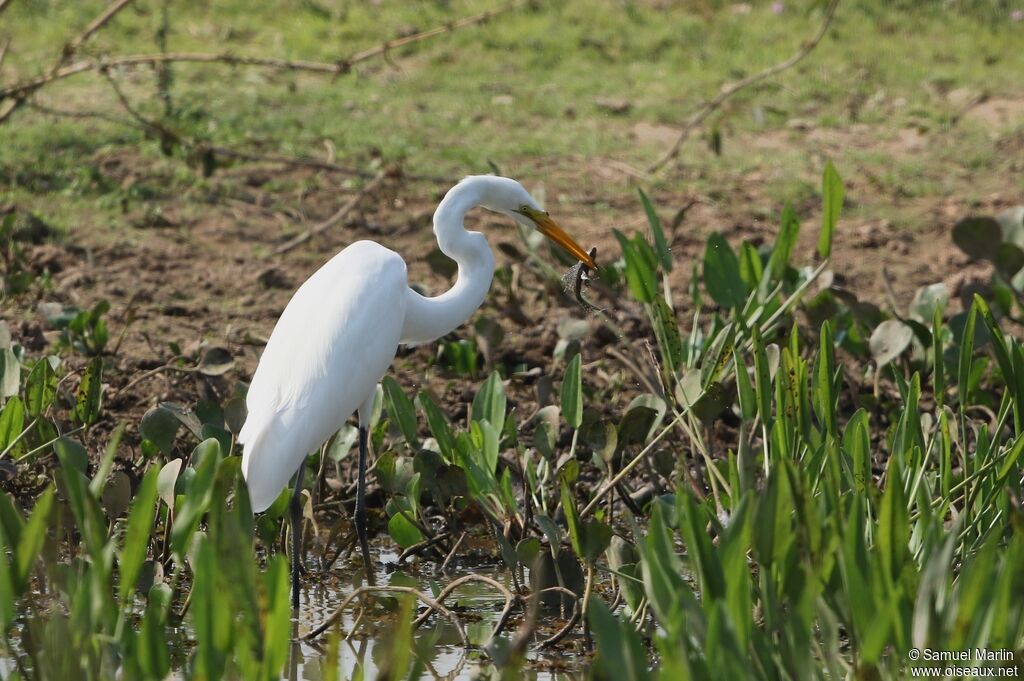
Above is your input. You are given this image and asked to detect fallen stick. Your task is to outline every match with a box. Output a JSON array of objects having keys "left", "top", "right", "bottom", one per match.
[
  {"left": 648, "top": 0, "right": 842, "bottom": 174},
  {"left": 272, "top": 171, "right": 388, "bottom": 256}
]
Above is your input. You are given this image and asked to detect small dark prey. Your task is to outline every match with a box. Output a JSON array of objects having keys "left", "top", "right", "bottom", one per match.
[{"left": 561, "top": 247, "right": 600, "bottom": 313}]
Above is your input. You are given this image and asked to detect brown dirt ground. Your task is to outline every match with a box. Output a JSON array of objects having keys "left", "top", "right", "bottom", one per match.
[{"left": 2, "top": 107, "right": 1022, "bottom": 503}]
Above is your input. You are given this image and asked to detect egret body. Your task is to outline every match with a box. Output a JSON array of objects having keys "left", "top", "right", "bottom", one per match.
[{"left": 239, "top": 175, "right": 595, "bottom": 606}]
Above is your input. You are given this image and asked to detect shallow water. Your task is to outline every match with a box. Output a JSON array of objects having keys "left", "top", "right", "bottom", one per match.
[
  {"left": 1, "top": 548, "right": 589, "bottom": 680},
  {"left": 283, "top": 549, "right": 588, "bottom": 680}
]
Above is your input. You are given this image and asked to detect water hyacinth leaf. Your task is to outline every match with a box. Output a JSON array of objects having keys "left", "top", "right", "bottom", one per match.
[
  {"left": 472, "top": 370, "right": 506, "bottom": 429},
  {"left": 0, "top": 397, "right": 26, "bottom": 457},
  {"left": 54, "top": 436, "right": 88, "bottom": 474},
  {"left": 516, "top": 537, "right": 541, "bottom": 566},
  {"left": 120, "top": 465, "right": 160, "bottom": 602},
  {"left": 767, "top": 202, "right": 801, "bottom": 283},
  {"left": 909, "top": 283, "right": 948, "bottom": 323},
  {"left": 327, "top": 425, "right": 358, "bottom": 462},
  {"left": 560, "top": 353, "right": 583, "bottom": 429},
  {"left": 197, "top": 346, "right": 234, "bottom": 376},
  {"left": 101, "top": 470, "right": 132, "bottom": 519},
  {"left": 223, "top": 396, "right": 247, "bottom": 435},
  {"left": 0, "top": 347, "right": 19, "bottom": 399},
  {"left": 639, "top": 188, "right": 672, "bottom": 272},
  {"left": 157, "top": 458, "right": 182, "bottom": 508},
  {"left": 140, "top": 406, "right": 181, "bottom": 456},
  {"left": 952, "top": 216, "right": 1002, "bottom": 261},
  {"left": 618, "top": 394, "right": 666, "bottom": 447},
  {"left": 692, "top": 381, "right": 729, "bottom": 425},
  {"left": 580, "top": 413, "right": 617, "bottom": 465},
  {"left": 819, "top": 160, "right": 843, "bottom": 259},
  {"left": 74, "top": 356, "right": 103, "bottom": 425},
  {"left": 161, "top": 402, "right": 204, "bottom": 439},
  {"left": 381, "top": 377, "right": 419, "bottom": 449},
  {"left": 703, "top": 233, "right": 747, "bottom": 309},
  {"left": 387, "top": 511, "right": 424, "bottom": 549},
  {"left": 869, "top": 319, "right": 914, "bottom": 367},
  {"left": 588, "top": 597, "right": 649, "bottom": 681},
  {"left": 996, "top": 243, "right": 1024, "bottom": 279},
  {"left": 25, "top": 357, "right": 57, "bottom": 418},
  {"left": 532, "top": 405, "right": 560, "bottom": 458}
]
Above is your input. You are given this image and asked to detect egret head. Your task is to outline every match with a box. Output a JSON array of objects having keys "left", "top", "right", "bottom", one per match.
[{"left": 471, "top": 175, "right": 597, "bottom": 270}]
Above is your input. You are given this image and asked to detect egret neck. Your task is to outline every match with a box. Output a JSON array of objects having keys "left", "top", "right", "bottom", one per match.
[{"left": 400, "top": 179, "right": 497, "bottom": 344}]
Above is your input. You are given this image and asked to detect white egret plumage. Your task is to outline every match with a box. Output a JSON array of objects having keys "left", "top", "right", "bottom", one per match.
[{"left": 238, "top": 175, "right": 595, "bottom": 606}]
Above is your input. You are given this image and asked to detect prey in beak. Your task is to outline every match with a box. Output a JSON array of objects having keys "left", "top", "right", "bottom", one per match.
[
  {"left": 515, "top": 206, "right": 597, "bottom": 270},
  {"left": 515, "top": 205, "right": 600, "bottom": 312}
]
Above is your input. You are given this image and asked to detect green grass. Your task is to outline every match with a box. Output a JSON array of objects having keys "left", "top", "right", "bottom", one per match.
[{"left": 2, "top": 0, "right": 1022, "bottom": 233}]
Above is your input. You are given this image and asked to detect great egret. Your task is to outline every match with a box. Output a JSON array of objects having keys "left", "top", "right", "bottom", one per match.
[{"left": 239, "top": 175, "right": 595, "bottom": 607}]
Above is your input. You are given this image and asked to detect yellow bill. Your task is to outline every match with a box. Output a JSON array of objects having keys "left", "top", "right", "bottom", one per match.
[{"left": 516, "top": 205, "right": 597, "bottom": 270}]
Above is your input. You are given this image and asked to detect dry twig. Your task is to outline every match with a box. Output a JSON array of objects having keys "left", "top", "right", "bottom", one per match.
[
  {"left": 272, "top": 171, "right": 389, "bottom": 256},
  {"left": 304, "top": 585, "right": 468, "bottom": 644},
  {"left": 647, "top": 0, "right": 842, "bottom": 173},
  {"left": 0, "top": 3, "right": 519, "bottom": 117},
  {"left": 0, "top": 0, "right": 137, "bottom": 122}
]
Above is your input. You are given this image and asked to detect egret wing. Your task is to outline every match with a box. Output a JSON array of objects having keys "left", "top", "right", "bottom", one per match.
[{"left": 240, "top": 241, "right": 408, "bottom": 511}]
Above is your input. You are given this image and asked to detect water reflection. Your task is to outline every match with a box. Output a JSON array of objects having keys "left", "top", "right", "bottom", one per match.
[{"left": 287, "top": 550, "right": 587, "bottom": 680}]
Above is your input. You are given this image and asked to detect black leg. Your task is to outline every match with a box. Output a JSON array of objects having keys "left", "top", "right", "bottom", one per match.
[
  {"left": 289, "top": 465, "right": 304, "bottom": 610},
  {"left": 355, "top": 426, "right": 374, "bottom": 585}
]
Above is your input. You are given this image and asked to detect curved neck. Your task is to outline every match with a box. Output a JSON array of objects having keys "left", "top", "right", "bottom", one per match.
[{"left": 401, "top": 182, "right": 495, "bottom": 344}]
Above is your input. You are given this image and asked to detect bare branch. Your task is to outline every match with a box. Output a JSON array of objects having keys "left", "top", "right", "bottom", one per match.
[
  {"left": 59, "top": 0, "right": 136, "bottom": 66},
  {"left": 272, "top": 171, "right": 388, "bottom": 256},
  {"left": 647, "top": 0, "right": 841, "bottom": 174},
  {"left": 1, "top": 0, "right": 136, "bottom": 122},
  {"left": 0, "top": 2, "right": 518, "bottom": 114}
]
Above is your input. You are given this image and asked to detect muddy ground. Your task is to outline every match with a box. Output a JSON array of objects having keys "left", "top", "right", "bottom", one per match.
[{"left": 2, "top": 106, "right": 1022, "bottom": 499}]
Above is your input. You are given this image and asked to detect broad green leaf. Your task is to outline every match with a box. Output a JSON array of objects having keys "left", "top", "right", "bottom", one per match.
[
  {"left": 472, "top": 370, "right": 506, "bottom": 430},
  {"left": 0, "top": 396, "right": 25, "bottom": 457},
  {"left": 952, "top": 216, "right": 1002, "bottom": 261},
  {"left": 74, "top": 356, "right": 103, "bottom": 425},
  {"left": 589, "top": 597, "right": 650, "bottom": 681},
  {"left": 767, "top": 202, "right": 801, "bottom": 283},
  {"left": 170, "top": 438, "right": 222, "bottom": 559},
  {"left": 15, "top": 486, "right": 53, "bottom": 592},
  {"left": 382, "top": 376, "right": 420, "bottom": 450},
  {"left": 157, "top": 458, "right": 182, "bottom": 508},
  {"left": 120, "top": 466, "right": 160, "bottom": 602},
  {"left": 614, "top": 228, "right": 657, "bottom": 303},
  {"left": 140, "top": 406, "right": 181, "bottom": 456},
  {"left": 703, "top": 233, "right": 747, "bottom": 309},
  {"left": 869, "top": 319, "right": 913, "bottom": 368},
  {"left": 0, "top": 348, "right": 20, "bottom": 399},
  {"left": 387, "top": 511, "right": 424, "bottom": 548},
  {"left": 958, "top": 300, "right": 978, "bottom": 407},
  {"left": 24, "top": 358, "right": 56, "bottom": 418},
  {"left": 417, "top": 391, "right": 456, "bottom": 461},
  {"left": 639, "top": 188, "right": 672, "bottom": 272},
  {"left": 819, "top": 160, "right": 843, "bottom": 259},
  {"left": 560, "top": 353, "right": 583, "bottom": 429}
]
